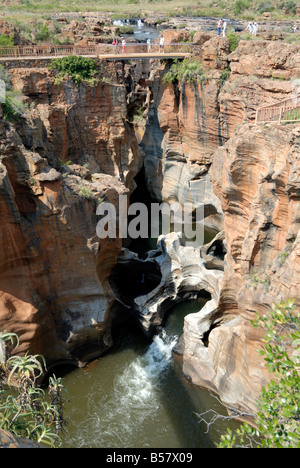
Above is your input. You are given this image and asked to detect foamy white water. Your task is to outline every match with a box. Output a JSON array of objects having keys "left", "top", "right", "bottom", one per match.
[
  {"left": 61, "top": 298, "right": 241, "bottom": 448},
  {"left": 64, "top": 331, "right": 178, "bottom": 448}
]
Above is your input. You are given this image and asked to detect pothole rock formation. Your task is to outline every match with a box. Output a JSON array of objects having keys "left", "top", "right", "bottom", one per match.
[{"left": 113, "top": 232, "right": 225, "bottom": 339}]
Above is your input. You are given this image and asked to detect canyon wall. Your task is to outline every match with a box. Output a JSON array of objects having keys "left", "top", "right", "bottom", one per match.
[
  {"left": 181, "top": 39, "right": 300, "bottom": 414},
  {"left": 0, "top": 60, "right": 149, "bottom": 369},
  {"left": 183, "top": 124, "right": 300, "bottom": 414}
]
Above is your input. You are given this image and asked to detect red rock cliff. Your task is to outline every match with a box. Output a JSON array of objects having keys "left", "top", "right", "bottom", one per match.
[{"left": 0, "top": 61, "right": 148, "bottom": 369}]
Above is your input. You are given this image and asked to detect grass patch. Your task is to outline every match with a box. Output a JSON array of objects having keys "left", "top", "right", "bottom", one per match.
[
  {"left": 227, "top": 32, "right": 240, "bottom": 53},
  {"left": 219, "top": 67, "right": 231, "bottom": 85},
  {"left": 0, "top": 65, "right": 26, "bottom": 121},
  {"left": 282, "top": 106, "right": 300, "bottom": 123},
  {"left": 1, "top": 0, "right": 299, "bottom": 25},
  {"left": 117, "top": 25, "right": 135, "bottom": 35},
  {"left": 0, "top": 35, "right": 14, "bottom": 46},
  {"left": 77, "top": 185, "right": 103, "bottom": 204}
]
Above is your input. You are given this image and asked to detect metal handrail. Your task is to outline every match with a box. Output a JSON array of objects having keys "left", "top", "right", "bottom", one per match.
[
  {"left": 0, "top": 42, "right": 193, "bottom": 58},
  {"left": 255, "top": 103, "right": 300, "bottom": 124}
]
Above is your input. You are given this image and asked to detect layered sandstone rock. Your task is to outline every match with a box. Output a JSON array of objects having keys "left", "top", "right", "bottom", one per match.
[
  {"left": 183, "top": 124, "right": 300, "bottom": 414},
  {"left": 0, "top": 36, "right": 299, "bottom": 420},
  {"left": 0, "top": 126, "right": 116, "bottom": 368},
  {"left": 9, "top": 65, "right": 141, "bottom": 192},
  {"left": 141, "top": 38, "right": 300, "bottom": 238},
  {"left": 142, "top": 65, "right": 224, "bottom": 234},
  {"left": 0, "top": 429, "right": 42, "bottom": 448},
  {"left": 229, "top": 40, "right": 300, "bottom": 80},
  {"left": 0, "top": 62, "right": 149, "bottom": 369}
]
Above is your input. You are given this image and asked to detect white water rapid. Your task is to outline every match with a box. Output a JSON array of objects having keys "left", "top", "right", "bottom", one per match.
[{"left": 63, "top": 331, "right": 179, "bottom": 448}]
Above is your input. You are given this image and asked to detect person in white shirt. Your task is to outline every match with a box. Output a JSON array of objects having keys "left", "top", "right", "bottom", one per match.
[
  {"left": 222, "top": 20, "right": 227, "bottom": 37},
  {"left": 159, "top": 34, "right": 164, "bottom": 53},
  {"left": 147, "top": 38, "right": 151, "bottom": 53}
]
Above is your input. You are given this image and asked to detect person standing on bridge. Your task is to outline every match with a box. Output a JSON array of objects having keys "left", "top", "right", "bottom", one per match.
[
  {"left": 147, "top": 38, "right": 151, "bottom": 53},
  {"left": 113, "top": 37, "right": 118, "bottom": 54},
  {"left": 217, "top": 19, "right": 223, "bottom": 37},
  {"left": 122, "top": 37, "right": 126, "bottom": 54},
  {"left": 159, "top": 34, "right": 165, "bottom": 53}
]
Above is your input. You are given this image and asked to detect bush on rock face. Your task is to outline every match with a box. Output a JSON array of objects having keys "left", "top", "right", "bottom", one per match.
[
  {"left": 162, "top": 58, "right": 206, "bottom": 85},
  {"left": 49, "top": 55, "right": 98, "bottom": 86}
]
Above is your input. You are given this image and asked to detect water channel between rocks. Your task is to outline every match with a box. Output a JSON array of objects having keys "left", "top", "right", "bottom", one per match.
[
  {"left": 60, "top": 298, "right": 241, "bottom": 449},
  {"left": 60, "top": 210, "right": 240, "bottom": 449},
  {"left": 57, "top": 38, "right": 241, "bottom": 445}
]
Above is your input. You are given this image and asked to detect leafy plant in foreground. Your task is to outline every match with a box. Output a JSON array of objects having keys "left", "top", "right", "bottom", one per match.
[
  {"left": 0, "top": 331, "right": 68, "bottom": 447},
  {"left": 218, "top": 299, "right": 300, "bottom": 448}
]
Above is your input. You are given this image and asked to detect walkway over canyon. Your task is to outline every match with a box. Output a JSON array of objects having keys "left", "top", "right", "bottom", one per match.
[{"left": 0, "top": 43, "right": 192, "bottom": 61}]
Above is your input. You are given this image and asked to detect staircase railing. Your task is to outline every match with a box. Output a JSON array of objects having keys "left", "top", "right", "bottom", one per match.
[{"left": 255, "top": 95, "right": 300, "bottom": 124}]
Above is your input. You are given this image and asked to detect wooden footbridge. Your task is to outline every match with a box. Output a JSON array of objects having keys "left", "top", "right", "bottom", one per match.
[{"left": 0, "top": 43, "right": 192, "bottom": 61}]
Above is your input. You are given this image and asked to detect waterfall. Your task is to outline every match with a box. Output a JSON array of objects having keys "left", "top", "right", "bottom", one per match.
[
  {"left": 119, "top": 330, "right": 178, "bottom": 394},
  {"left": 113, "top": 20, "right": 125, "bottom": 27},
  {"left": 66, "top": 331, "right": 178, "bottom": 448},
  {"left": 111, "top": 331, "right": 178, "bottom": 415}
]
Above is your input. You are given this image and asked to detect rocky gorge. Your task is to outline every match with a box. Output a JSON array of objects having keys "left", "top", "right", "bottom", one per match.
[{"left": 0, "top": 31, "right": 299, "bottom": 429}]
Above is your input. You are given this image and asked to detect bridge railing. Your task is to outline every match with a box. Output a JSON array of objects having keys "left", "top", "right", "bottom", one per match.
[
  {"left": 0, "top": 42, "right": 193, "bottom": 58},
  {"left": 255, "top": 95, "right": 300, "bottom": 124}
]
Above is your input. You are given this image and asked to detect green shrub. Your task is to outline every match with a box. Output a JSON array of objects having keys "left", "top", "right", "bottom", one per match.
[
  {"left": 0, "top": 35, "right": 14, "bottom": 46},
  {"left": 218, "top": 300, "right": 300, "bottom": 448},
  {"left": 49, "top": 55, "right": 98, "bottom": 86},
  {"left": 2, "top": 89, "right": 26, "bottom": 121},
  {"left": 78, "top": 186, "right": 95, "bottom": 199},
  {"left": 233, "top": 0, "right": 251, "bottom": 15},
  {"left": 219, "top": 67, "right": 231, "bottom": 85},
  {"left": 0, "top": 65, "right": 26, "bottom": 121},
  {"left": 285, "top": 0, "right": 297, "bottom": 14},
  {"left": 227, "top": 32, "right": 240, "bottom": 53},
  {"left": 258, "top": 2, "right": 274, "bottom": 13},
  {"left": 118, "top": 25, "right": 135, "bottom": 34},
  {"left": 35, "top": 23, "right": 50, "bottom": 42},
  {"left": 0, "top": 331, "right": 67, "bottom": 447},
  {"left": 162, "top": 58, "right": 206, "bottom": 85}
]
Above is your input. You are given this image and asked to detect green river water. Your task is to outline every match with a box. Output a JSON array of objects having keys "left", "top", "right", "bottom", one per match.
[{"left": 60, "top": 298, "right": 241, "bottom": 448}]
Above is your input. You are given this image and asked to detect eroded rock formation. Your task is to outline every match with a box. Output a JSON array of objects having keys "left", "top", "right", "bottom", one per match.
[
  {"left": 183, "top": 124, "right": 300, "bottom": 414},
  {"left": 112, "top": 232, "right": 224, "bottom": 337}
]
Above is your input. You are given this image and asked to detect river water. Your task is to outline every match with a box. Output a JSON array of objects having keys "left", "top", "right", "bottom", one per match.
[{"left": 60, "top": 298, "right": 241, "bottom": 448}]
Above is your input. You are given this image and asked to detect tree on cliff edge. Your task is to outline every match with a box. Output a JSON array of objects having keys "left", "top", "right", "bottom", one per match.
[{"left": 218, "top": 300, "right": 300, "bottom": 448}]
